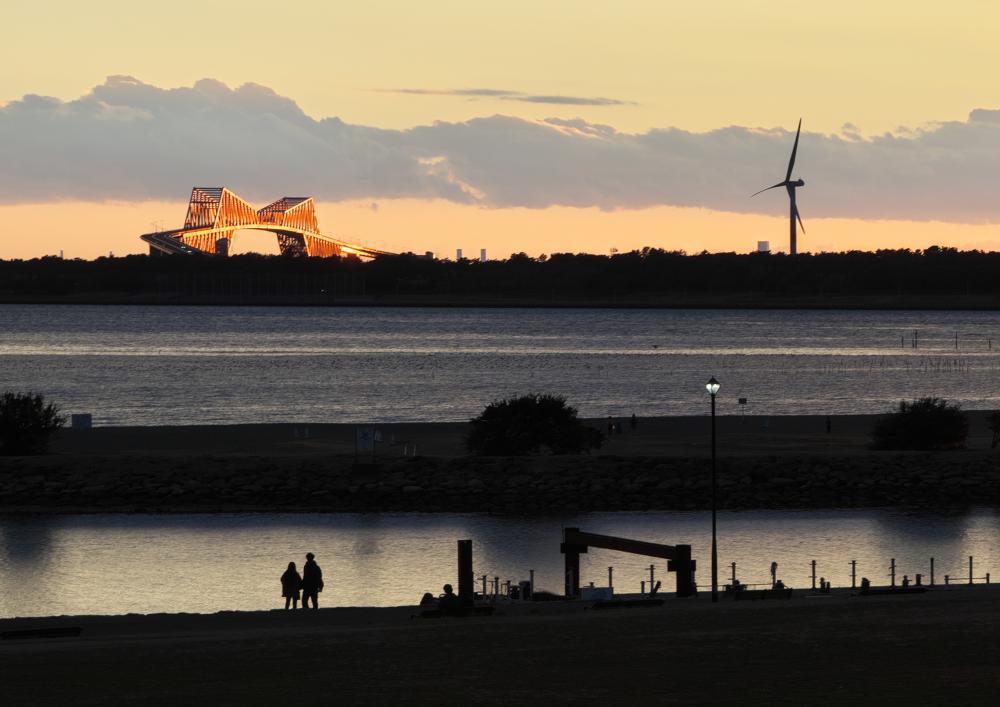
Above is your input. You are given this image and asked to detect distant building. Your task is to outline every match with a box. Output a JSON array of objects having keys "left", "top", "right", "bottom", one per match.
[
  {"left": 480, "top": 248, "right": 487, "bottom": 262},
  {"left": 456, "top": 248, "right": 463, "bottom": 260},
  {"left": 757, "top": 241, "right": 770, "bottom": 253}
]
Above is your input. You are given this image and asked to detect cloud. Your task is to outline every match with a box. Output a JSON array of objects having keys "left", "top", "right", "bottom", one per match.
[
  {"left": 5, "top": 76, "right": 1000, "bottom": 222},
  {"left": 376, "top": 88, "right": 519, "bottom": 98},
  {"left": 374, "top": 87, "right": 635, "bottom": 106}
]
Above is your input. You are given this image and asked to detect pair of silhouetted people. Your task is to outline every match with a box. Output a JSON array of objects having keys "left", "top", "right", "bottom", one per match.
[{"left": 280, "top": 553, "right": 324, "bottom": 609}]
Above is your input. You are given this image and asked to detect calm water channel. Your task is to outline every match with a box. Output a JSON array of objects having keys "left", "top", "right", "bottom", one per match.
[
  {"left": 2, "top": 305, "right": 1000, "bottom": 424},
  {"left": 1, "top": 509, "right": 997, "bottom": 618}
]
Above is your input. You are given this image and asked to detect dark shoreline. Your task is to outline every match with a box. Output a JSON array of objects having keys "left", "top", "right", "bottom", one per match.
[
  {"left": 4, "top": 293, "right": 1000, "bottom": 310},
  {"left": 3, "top": 587, "right": 1000, "bottom": 705}
]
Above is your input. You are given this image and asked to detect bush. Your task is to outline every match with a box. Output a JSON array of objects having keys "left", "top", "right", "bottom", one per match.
[
  {"left": 467, "top": 393, "right": 604, "bottom": 455},
  {"left": 0, "top": 392, "right": 67, "bottom": 455},
  {"left": 871, "top": 397, "right": 968, "bottom": 450}
]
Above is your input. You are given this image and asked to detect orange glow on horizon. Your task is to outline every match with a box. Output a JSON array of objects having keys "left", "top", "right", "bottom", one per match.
[{"left": 2, "top": 199, "right": 1000, "bottom": 261}]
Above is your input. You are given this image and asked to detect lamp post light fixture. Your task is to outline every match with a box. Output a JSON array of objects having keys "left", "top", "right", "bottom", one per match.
[{"left": 705, "top": 376, "right": 720, "bottom": 603}]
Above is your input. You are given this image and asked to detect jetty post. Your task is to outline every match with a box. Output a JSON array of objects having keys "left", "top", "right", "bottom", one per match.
[{"left": 457, "top": 539, "right": 474, "bottom": 608}]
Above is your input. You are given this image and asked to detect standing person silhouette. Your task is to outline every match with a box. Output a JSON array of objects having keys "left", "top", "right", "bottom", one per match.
[
  {"left": 280, "top": 562, "right": 302, "bottom": 610},
  {"left": 301, "top": 552, "right": 324, "bottom": 609}
]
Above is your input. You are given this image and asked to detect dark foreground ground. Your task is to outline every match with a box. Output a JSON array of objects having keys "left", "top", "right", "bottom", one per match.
[{"left": 2, "top": 586, "right": 999, "bottom": 706}]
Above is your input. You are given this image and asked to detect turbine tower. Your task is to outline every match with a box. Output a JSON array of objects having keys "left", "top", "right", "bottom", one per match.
[{"left": 752, "top": 119, "right": 805, "bottom": 255}]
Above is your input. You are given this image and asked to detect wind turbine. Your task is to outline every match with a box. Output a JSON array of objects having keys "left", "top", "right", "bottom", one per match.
[{"left": 752, "top": 119, "right": 805, "bottom": 255}]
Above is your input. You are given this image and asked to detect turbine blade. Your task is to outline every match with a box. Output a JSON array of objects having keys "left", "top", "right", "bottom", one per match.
[
  {"left": 785, "top": 118, "right": 802, "bottom": 182},
  {"left": 751, "top": 181, "right": 787, "bottom": 198},
  {"left": 794, "top": 204, "right": 805, "bottom": 234}
]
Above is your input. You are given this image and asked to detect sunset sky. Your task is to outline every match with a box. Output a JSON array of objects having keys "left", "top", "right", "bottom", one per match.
[{"left": 5, "top": 1, "right": 1000, "bottom": 259}]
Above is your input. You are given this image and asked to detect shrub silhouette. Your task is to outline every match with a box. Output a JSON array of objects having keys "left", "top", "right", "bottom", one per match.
[
  {"left": 467, "top": 394, "right": 603, "bottom": 455},
  {"left": 0, "top": 392, "right": 67, "bottom": 455},
  {"left": 871, "top": 397, "right": 968, "bottom": 450}
]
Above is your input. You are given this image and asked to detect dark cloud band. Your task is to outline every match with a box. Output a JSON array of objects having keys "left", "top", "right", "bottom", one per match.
[
  {"left": 2, "top": 76, "right": 1000, "bottom": 222},
  {"left": 375, "top": 87, "right": 634, "bottom": 106}
]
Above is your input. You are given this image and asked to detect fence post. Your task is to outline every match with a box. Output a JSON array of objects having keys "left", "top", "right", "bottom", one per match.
[
  {"left": 811, "top": 560, "right": 817, "bottom": 590},
  {"left": 608, "top": 566, "right": 613, "bottom": 590},
  {"left": 890, "top": 558, "right": 896, "bottom": 587},
  {"left": 850, "top": 560, "right": 857, "bottom": 589},
  {"left": 930, "top": 557, "right": 935, "bottom": 587},
  {"left": 945, "top": 574, "right": 950, "bottom": 586},
  {"left": 969, "top": 556, "right": 974, "bottom": 585},
  {"left": 731, "top": 561, "right": 737, "bottom": 585}
]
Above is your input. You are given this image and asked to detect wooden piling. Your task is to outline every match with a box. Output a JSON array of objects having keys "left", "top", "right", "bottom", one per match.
[{"left": 457, "top": 539, "right": 474, "bottom": 607}]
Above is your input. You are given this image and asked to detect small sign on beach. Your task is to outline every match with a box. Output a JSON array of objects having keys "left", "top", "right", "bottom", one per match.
[{"left": 356, "top": 427, "right": 375, "bottom": 452}]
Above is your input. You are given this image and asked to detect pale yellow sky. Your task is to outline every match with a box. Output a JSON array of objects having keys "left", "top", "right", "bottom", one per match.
[
  {"left": 4, "top": 1, "right": 1000, "bottom": 258},
  {"left": 4, "top": 1, "right": 999, "bottom": 134}
]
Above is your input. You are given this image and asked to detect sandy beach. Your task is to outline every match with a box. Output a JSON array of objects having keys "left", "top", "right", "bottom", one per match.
[{"left": 2, "top": 586, "right": 999, "bottom": 705}]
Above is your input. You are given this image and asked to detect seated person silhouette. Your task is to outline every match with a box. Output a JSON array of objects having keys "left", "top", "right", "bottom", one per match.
[{"left": 438, "top": 584, "right": 461, "bottom": 614}]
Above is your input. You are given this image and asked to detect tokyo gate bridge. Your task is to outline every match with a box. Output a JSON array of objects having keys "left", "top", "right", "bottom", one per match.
[{"left": 141, "top": 187, "right": 394, "bottom": 258}]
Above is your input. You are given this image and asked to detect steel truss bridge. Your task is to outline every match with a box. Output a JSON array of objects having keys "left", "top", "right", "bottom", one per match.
[{"left": 141, "top": 187, "right": 394, "bottom": 258}]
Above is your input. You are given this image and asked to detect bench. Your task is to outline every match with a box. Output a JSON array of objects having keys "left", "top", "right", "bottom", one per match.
[{"left": 1, "top": 627, "right": 83, "bottom": 640}]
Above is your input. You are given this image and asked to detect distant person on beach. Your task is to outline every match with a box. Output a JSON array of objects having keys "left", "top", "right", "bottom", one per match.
[
  {"left": 630, "top": 413, "right": 637, "bottom": 431},
  {"left": 438, "top": 583, "right": 460, "bottom": 614},
  {"left": 301, "top": 552, "right": 324, "bottom": 609},
  {"left": 281, "top": 562, "right": 302, "bottom": 610}
]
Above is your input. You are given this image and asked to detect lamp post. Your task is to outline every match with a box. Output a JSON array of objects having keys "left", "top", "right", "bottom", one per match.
[{"left": 705, "top": 376, "right": 720, "bottom": 603}]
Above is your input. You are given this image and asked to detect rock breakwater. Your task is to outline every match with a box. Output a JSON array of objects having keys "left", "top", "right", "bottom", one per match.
[{"left": 2, "top": 452, "right": 999, "bottom": 513}]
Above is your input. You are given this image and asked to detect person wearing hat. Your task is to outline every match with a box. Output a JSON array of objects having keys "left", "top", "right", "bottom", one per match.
[{"left": 301, "top": 552, "right": 324, "bottom": 609}]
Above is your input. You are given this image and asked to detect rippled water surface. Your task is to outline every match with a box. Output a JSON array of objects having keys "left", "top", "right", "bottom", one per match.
[
  {"left": 2, "top": 305, "right": 1000, "bottom": 424},
  {"left": 1, "top": 510, "right": 997, "bottom": 617}
]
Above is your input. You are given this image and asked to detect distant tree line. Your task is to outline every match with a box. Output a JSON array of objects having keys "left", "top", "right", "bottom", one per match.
[{"left": 2, "top": 247, "right": 1000, "bottom": 304}]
